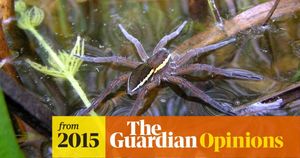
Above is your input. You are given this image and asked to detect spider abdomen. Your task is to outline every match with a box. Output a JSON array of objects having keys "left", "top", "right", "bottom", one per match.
[{"left": 127, "top": 63, "right": 154, "bottom": 95}]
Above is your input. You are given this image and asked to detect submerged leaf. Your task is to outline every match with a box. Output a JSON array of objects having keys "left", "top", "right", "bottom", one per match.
[
  {"left": 26, "top": 59, "right": 65, "bottom": 78},
  {"left": 14, "top": 0, "right": 27, "bottom": 13},
  {"left": 26, "top": 6, "right": 45, "bottom": 27},
  {"left": 26, "top": 36, "right": 84, "bottom": 78},
  {"left": 16, "top": 1, "right": 45, "bottom": 29}
]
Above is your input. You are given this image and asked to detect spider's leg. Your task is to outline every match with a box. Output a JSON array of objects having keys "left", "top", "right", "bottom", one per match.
[
  {"left": 129, "top": 79, "right": 160, "bottom": 116},
  {"left": 175, "top": 64, "right": 263, "bottom": 80},
  {"left": 118, "top": 24, "right": 149, "bottom": 62},
  {"left": 79, "top": 56, "right": 141, "bottom": 69},
  {"left": 76, "top": 73, "right": 130, "bottom": 115},
  {"left": 176, "top": 38, "right": 236, "bottom": 66},
  {"left": 165, "top": 76, "right": 236, "bottom": 115},
  {"left": 153, "top": 21, "right": 188, "bottom": 54}
]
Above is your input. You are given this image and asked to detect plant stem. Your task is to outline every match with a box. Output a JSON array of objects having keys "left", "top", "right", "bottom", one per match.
[
  {"left": 65, "top": 74, "right": 89, "bottom": 106},
  {"left": 208, "top": 0, "right": 224, "bottom": 29},
  {"left": 28, "top": 28, "right": 66, "bottom": 69},
  {"left": 28, "top": 27, "right": 97, "bottom": 116}
]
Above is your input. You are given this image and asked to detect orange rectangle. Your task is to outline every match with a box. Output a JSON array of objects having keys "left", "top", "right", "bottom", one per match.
[{"left": 106, "top": 117, "right": 300, "bottom": 157}]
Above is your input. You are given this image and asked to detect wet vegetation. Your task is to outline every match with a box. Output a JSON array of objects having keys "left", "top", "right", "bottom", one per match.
[{"left": 0, "top": 0, "right": 300, "bottom": 157}]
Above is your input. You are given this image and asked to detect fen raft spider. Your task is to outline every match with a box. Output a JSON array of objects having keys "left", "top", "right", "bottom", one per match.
[{"left": 78, "top": 21, "right": 263, "bottom": 116}]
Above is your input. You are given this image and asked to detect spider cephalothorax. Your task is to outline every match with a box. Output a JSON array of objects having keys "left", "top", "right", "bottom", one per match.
[
  {"left": 128, "top": 48, "right": 171, "bottom": 95},
  {"left": 78, "top": 21, "right": 263, "bottom": 116}
]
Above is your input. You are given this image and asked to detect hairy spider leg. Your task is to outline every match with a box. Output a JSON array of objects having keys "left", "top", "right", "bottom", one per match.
[
  {"left": 152, "top": 21, "right": 188, "bottom": 54},
  {"left": 129, "top": 79, "right": 160, "bottom": 115},
  {"left": 175, "top": 64, "right": 263, "bottom": 80},
  {"left": 79, "top": 56, "right": 141, "bottom": 69},
  {"left": 165, "top": 76, "right": 236, "bottom": 115},
  {"left": 77, "top": 73, "right": 130, "bottom": 115},
  {"left": 118, "top": 24, "right": 149, "bottom": 62},
  {"left": 176, "top": 38, "right": 236, "bottom": 66}
]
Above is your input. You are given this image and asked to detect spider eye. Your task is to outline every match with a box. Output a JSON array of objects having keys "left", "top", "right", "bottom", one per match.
[{"left": 127, "top": 64, "right": 154, "bottom": 95}]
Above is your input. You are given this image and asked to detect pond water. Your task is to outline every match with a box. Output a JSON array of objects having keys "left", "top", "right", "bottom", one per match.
[
  {"left": 5, "top": 0, "right": 300, "bottom": 117},
  {"left": 2, "top": 0, "right": 300, "bottom": 157}
]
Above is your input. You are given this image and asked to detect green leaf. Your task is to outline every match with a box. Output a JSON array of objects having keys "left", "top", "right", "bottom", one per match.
[
  {"left": 0, "top": 90, "right": 24, "bottom": 158},
  {"left": 26, "top": 59, "right": 66, "bottom": 78}
]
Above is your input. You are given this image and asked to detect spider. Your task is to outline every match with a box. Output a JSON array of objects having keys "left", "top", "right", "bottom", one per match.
[{"left": 77, "top": 21, "right": 263, "bottom": 116}]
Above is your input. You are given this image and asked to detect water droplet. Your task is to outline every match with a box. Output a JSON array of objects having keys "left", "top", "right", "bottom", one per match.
[
  {"left": 234, "top": 99, "right": 241, "bottom": 106},
  {"left": 261, "top": 49, "right": 268, "bottom": 53},
  {"left": 99, "top": 44, "right": 104, "bottom": 48},
  {"left": 160, "top": 98, "right": 166, "bottom": 103},
  {"left": 44, "top": 96, "right": 51, "bottom": 102}
]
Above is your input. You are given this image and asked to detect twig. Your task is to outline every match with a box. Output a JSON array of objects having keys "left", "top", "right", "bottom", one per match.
[
  {"left": 0, "top": 0, "right": 14, "bottom": 20},
  {"left": 0, "top": 20, "right": 18, "bottom": 81},
  {"left": 176, "top": 0, "right": 300, "bottom": 52},
  {"left": 0, "top": 0, "right": 19, "bottom": 81},
  {"left": 263, "top": 0, "right": 280, "bottom": 25},
  {"left": 235, "top": 82, "right": 300, "bottom": 112}
]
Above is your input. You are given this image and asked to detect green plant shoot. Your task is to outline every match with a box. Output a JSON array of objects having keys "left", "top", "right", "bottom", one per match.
[{"left": 15, "top": 0, "right": 96, "bottom": 115}]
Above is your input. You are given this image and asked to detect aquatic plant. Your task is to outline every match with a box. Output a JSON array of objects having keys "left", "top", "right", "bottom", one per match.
[{"left": 15, "top": 0, "right": 96, "bottom": 115}]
